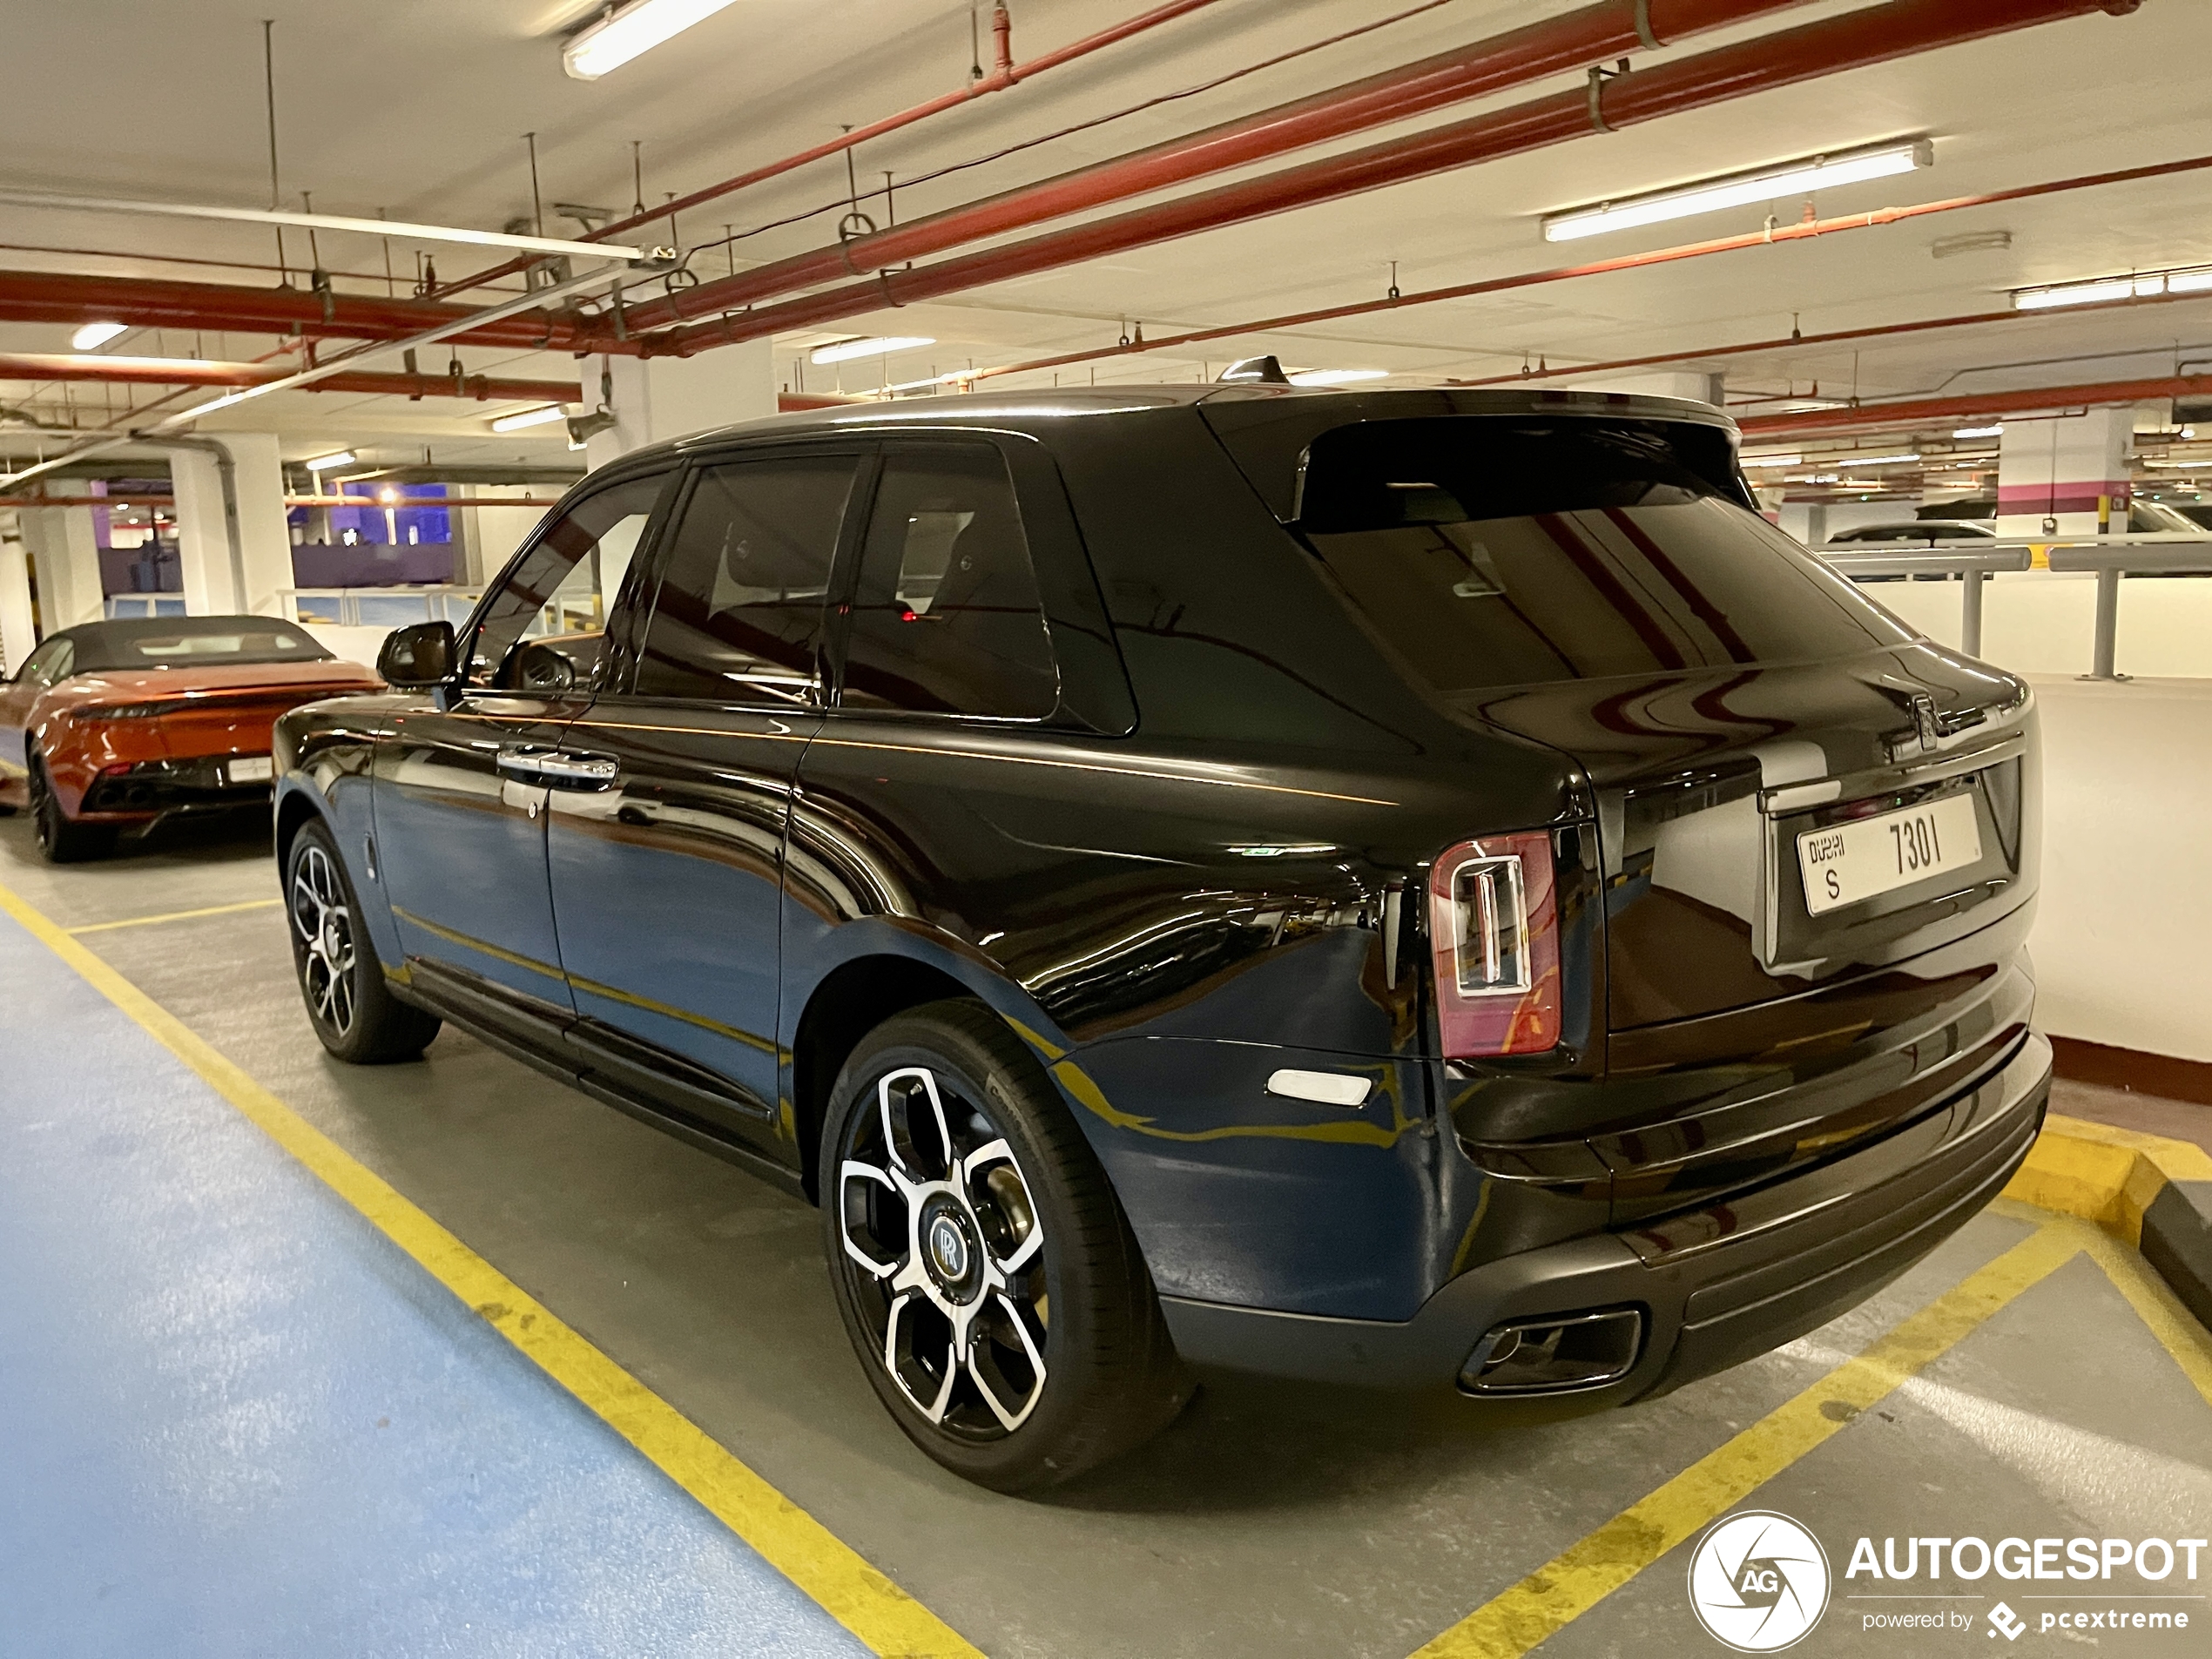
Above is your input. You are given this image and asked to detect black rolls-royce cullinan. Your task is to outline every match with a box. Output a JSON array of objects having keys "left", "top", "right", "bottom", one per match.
[{"left": 273, "top": 384, "right": 2047, "bottom": 1492}]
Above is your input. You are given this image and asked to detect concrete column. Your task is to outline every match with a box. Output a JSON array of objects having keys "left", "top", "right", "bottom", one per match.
[
  {"left": 17, "top": 505, "right": 105, "bottom": 628},
  {"left": 581, "top": 341, "right": 777, "bottom": 469},
  {"left": 0, "top": 513, "right": 36, "bottom": 676},
  {"left": 170, "top": 433, "right": 296, "bottom": 616},
  {"left": 1998, "top": 408, "right": 2132, "bottom": 538}
]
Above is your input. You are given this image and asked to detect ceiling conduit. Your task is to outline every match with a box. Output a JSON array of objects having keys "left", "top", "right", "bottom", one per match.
[
  {"left": 642, "top": 0, "right": 2147, "bottom": 357},
  {"left": 935, "top": 152, "right": 2212, "bottom": 389},
  {"left": 619, "top": 0, "right": 1812, "bottom": 335},
  {"left": 1733, "top": 371, "right": 2212, "bottom": 440},
  {"left": 0, "top": 354, "right": 580, "bottom": 403}
]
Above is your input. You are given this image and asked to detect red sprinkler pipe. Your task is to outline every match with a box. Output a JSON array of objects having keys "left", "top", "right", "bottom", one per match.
[
  {"left": 0, "top": 269, "right": 628, "bottom": 354},
  {"left": 645, "top": 0, "right": 2145, "bottom": 357},
  {"left": 1734, "top": 372, "right": 2212, "bottom": 440},
  {"left": 623, "top": 0, "right": 1809, "bottom": 334},
  {"left": 941, "top": 152, "right": 2212, "bottom": 389},
  {"left": 431, "top": 0, "right": 1223, "bottom": 302},
  {"left": 0, "top": 352, "right": 579, "bottom": 403}
]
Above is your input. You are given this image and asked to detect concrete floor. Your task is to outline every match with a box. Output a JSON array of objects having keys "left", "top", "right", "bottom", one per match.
[{"left": 4, "top": 813, "right": 2211, "bottom": 1657}]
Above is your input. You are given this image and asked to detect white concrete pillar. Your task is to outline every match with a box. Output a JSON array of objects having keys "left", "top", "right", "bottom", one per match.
[
  {"left": 581, "top": 341, "right": 777, "bottom": 469},
  {"left": 17, "top": 505, "right": 105, "bottom": 628},
  {"left": 170, "top": 434, "right": 296, "bottom": 616},
  {"left": 0, "top": 513, "right": 37, "bottom": 676},
  {"left": 1998, "top": 408, "right": 2132, "bottom": 538}
]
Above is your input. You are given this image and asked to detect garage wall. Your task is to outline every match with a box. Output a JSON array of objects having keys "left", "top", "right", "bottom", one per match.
[{"left": 1868, "top": 570, "right": 2212, "bottom": 679}]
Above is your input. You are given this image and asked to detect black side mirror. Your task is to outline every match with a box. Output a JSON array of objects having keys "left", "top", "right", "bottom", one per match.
[{"left": 378, "top": 621, "right": 458, "bottom": 689}]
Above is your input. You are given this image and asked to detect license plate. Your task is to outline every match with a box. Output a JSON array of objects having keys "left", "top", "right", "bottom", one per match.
[
  {"left": 227, "top": 756, "right": 274, "bottom": 785},
  {"left": 1797, "top": 792, "right": 1981, "bottom": 916}
]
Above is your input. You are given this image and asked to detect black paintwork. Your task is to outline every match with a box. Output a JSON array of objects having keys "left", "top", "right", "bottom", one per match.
[{"left": 274, "top": 385, "right": 2047, "bottom": 1399}]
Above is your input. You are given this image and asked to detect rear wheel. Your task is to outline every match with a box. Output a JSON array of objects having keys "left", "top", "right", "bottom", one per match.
[
  {"left": 28, "top": 754, "right": 111, "bottom": 863},
  {"left": 821, "top": 1000, "right": 1186, "bottom": 1492},
  {"left": 286, "top": 819, "right": 442, "bottom": 1063}
]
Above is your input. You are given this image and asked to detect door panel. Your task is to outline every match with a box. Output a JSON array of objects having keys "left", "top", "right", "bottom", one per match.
[
  {"left": 373, "top": 468, "right": 675, "bottom": 1035},
  {"left": 549, "top": 448, "right": 863, "bottom": 1162}
]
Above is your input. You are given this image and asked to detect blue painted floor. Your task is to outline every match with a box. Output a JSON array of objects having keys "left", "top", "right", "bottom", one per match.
[{"left": 0, "top": 907, "right": 867, "bottom": 1658}]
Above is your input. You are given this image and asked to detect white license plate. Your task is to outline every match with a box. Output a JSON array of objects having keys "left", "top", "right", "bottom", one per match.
[
  {"left": 227, "top": 756, "right": 274, "bottom": 785},
  {"left": 1797, "top": 792, "right": 1981, "bottom": 916}
]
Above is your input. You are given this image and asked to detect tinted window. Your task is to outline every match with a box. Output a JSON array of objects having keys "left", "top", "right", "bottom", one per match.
[
  {"left": 1298, "top": 421, "right": 1909, "bottom": 692},
  {"left": 838, "top": 446, "right": 1057, "bottom": 718},
  {"left": 635, "top": 455, "right": 859, "bottom": 704},
  {"left": 21, "top": 637, "right": 73, "bottom": 683},
  {"left": 470, "top": 472, "right": 668, "bottom": 687}
]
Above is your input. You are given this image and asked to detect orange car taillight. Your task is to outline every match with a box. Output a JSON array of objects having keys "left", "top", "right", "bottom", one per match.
[{"left": 1429, "top": 831, "right": 1561, "bottom": 1058}]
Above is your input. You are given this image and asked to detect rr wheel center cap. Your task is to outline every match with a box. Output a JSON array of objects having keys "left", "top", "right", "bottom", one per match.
[{"left": 919, "top": 1200, "right": 982, "bottom": 1302}]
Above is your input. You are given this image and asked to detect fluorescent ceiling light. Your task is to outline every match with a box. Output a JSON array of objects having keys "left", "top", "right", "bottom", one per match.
[
  {"left": 810, "top": 334, "right": 934, "bottom": 365},
  {"left": 1741, "top": 454, "right": 1803, "bottom": 467},
  {"left": 566, "top": 0, "right": 747, "bottom": 79},
  {"left": 1816, "top": 452, "right": 1920, "bottom": 467},
  {"left": 1287, "top": 368, "right": 1390, "bottom": 387},
  {"left": 2170, "top": 269, "right": 2212, "bottom": 294},
  {"left": 1953, "top": 425, "right": 2004, "bottom": 439},
  {"left": 2011, "top": 264, "right": 2212, "bottom": 311},
  {"left": 1541, "top": 139, "right": 1932, "bottom": 243},
  {"left": 489, "top": 404, "right": 573, "bottom": 433},
  {"left": 303, "top": 450, "right": 357, "bottom": 471},
  {"left": 70, "top": 320, "right": 127, "bottom": 351}
]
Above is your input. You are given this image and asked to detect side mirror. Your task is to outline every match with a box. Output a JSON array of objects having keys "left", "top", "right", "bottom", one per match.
[{"left": 378, "top": 621, "right": 458, "bottom": 689}]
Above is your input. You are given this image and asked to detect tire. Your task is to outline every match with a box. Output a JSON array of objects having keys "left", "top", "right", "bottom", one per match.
[
  {"left": 28, "top": 754, "right": 111, "bottom": 863},
  {"left": 820, "top": 999, "right": 1187, "bottom": 1492},
  {"left": 285, "top": 819, "right": 442, "bottom": 1064}
]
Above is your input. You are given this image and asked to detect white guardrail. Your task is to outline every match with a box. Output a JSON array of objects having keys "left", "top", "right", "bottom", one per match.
[{"left": 1818, "top": 533, "right": 2212, "bottom": 678}]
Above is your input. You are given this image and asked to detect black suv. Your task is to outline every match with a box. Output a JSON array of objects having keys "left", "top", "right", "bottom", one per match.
[{"left": 273, "top": 387, "right": 2047, "bottom": 1491}]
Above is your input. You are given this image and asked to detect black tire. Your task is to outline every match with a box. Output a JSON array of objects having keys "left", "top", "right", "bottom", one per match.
[
  {"left": 28, "top": 754, "right": 111, "bottom": 863},
  {"left": 820, "top": 999, "right": 1187, "bottom": 1492},
  {"left": 285, "top": 819, "right": 442, "bottom": 1064}
]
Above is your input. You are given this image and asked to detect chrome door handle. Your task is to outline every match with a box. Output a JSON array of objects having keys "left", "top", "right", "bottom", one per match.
[{"left": 496, "top": 745, "right": 619, "bottom": 789}]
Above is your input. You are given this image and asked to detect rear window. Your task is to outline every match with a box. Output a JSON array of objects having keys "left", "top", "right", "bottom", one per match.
[
  {"left": 1296, "top": 420, "right": 1909, "bottom": 692},
  {"left": 78, "top": 621, "right": 333, "bottom": 671}
]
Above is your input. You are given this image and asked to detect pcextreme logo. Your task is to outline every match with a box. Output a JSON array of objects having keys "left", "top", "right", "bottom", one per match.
[{"left": 1688, "top": 1510, "right": 1833, "bottom": 1652}]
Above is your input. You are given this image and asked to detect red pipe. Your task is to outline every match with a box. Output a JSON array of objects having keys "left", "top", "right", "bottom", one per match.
[
  {"left": 433, "top": 0, "right": 1224, "bottom": 302},
  {"left": 647, "top": 0, "right": 2144, "bottom": 356},
  {"left": 624, "top": 0, "right": 1804, "bottom": 334},
  {"left": 0, "top": 352, "right": 578, "bottom": 403},
  {"left": 1735, "top": 372, "right": 2212, "bottom": 440},
  {"left": 946, "top": 152, "right": 2212, "bottom": 388},
  {"left": 0, "top": 269, "right": 624, "bottom": 354}
]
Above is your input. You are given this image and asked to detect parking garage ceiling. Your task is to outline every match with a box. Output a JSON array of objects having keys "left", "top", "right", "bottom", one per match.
[{"left": 2, "top": 0, "right": 2209, "bottom": 486}]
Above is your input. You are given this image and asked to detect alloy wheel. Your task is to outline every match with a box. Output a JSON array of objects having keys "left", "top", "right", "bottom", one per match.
[
  {"left": 290, "top": 842, "right": 358, "bottom": 1037},
  {"left": 835, "top": 1065, "right": 1050, "bottom": 1439}
]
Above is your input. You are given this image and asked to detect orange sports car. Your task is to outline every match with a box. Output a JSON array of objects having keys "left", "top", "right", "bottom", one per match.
[{"left": 0, "top": 616, "right": 380, "bottom": 862}]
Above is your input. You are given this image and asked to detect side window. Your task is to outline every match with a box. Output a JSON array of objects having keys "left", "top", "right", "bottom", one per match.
[
  {"left": 839, "top": 445, "right": 1059, "bottom": 718},
  {"left": 634, "top": 455, "right": 860, "bottom": 704},
  {"left": 20, "top": 638, "right": 73, "bottom": 685},
  {"left": 468, "top": 472, "right": 670, "bottom": 688}
]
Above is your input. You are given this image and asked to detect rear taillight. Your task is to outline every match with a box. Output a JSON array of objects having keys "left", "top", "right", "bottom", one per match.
[{"left": 1429, "top": 831, "right": 1561, "bottom": 1058}]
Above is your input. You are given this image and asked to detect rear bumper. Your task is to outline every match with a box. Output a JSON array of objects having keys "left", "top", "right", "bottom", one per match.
[
  {"left": 78, "top": 757, "right": 274, "bottom": 823},
  {"left": 1161, "top": 1029, "right": 2049, "bottom": 1406}
]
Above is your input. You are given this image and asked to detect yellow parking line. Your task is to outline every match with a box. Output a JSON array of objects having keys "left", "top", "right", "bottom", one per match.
[
  {"left": 1408, "top": 1221, "right": 2080, "bottom": 1658},
  {"left": 2071, "top": 1215, "right": 2212, "bottom": 1407},
  {"left": 68, "top": 898, "right": 283, "bottom": 934},
  {"left": 0, "top": 875, "right": 982, "bottom": 1659}
]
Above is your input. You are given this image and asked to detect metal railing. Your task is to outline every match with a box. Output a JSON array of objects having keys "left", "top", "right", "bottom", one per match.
[
  {"left": 1818, "top": 534, "right": 2212, "bottom": 678},
  {"left": 277, "top": 584, "right": 483, "bottom": 629}
]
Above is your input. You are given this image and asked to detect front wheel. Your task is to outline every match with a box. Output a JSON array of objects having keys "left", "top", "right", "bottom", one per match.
[
  {"left": 28, "top": 755, "right": 110, "bottom": 863},
  {"left": 286, "top": 819, "right": 442, "bottom": 1063},
  {"left": 821, "top": 1000, "right": 1186, "bottom": 1492}
]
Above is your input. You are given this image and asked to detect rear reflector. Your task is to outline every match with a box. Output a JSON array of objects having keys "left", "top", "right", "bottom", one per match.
[
  {"left": 1429, "top": 831, "right": 1561, "bottom": 1057},
  {"left": 1460, "top": 1308, "right": 1642, "bottom": 1394}
]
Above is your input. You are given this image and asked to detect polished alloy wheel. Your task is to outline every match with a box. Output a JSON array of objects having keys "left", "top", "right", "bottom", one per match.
[
  {"left": 290, "top": 842, "right": 358, "bottom": 1037},
  {"left": 836, "top": 1065, "right": 1050, "bottom": 1438}
]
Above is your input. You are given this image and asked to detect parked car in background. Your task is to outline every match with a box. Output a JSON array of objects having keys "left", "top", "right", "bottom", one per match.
[
  {"left": 0, "top": 617, "right": 380, "bottom": 862},
  {"left": 273, "top": 387, "right": 2048, "bottom": 1491},
  {"left": 1824, "top": 520, "right": 1999, "bottom": 545},
  {"left": 2173, "top": 502, "right": 2212, "bottom": 530}
]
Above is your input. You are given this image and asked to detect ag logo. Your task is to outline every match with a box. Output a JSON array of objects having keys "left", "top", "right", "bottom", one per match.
[{"left": 1687, "top": 1510, "right": 1831, "bottom": 1651}]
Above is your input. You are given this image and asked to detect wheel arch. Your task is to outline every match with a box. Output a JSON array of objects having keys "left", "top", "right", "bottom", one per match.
[{"left": 786, "top": 937, "right": 1072, "bottom": 1205}]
